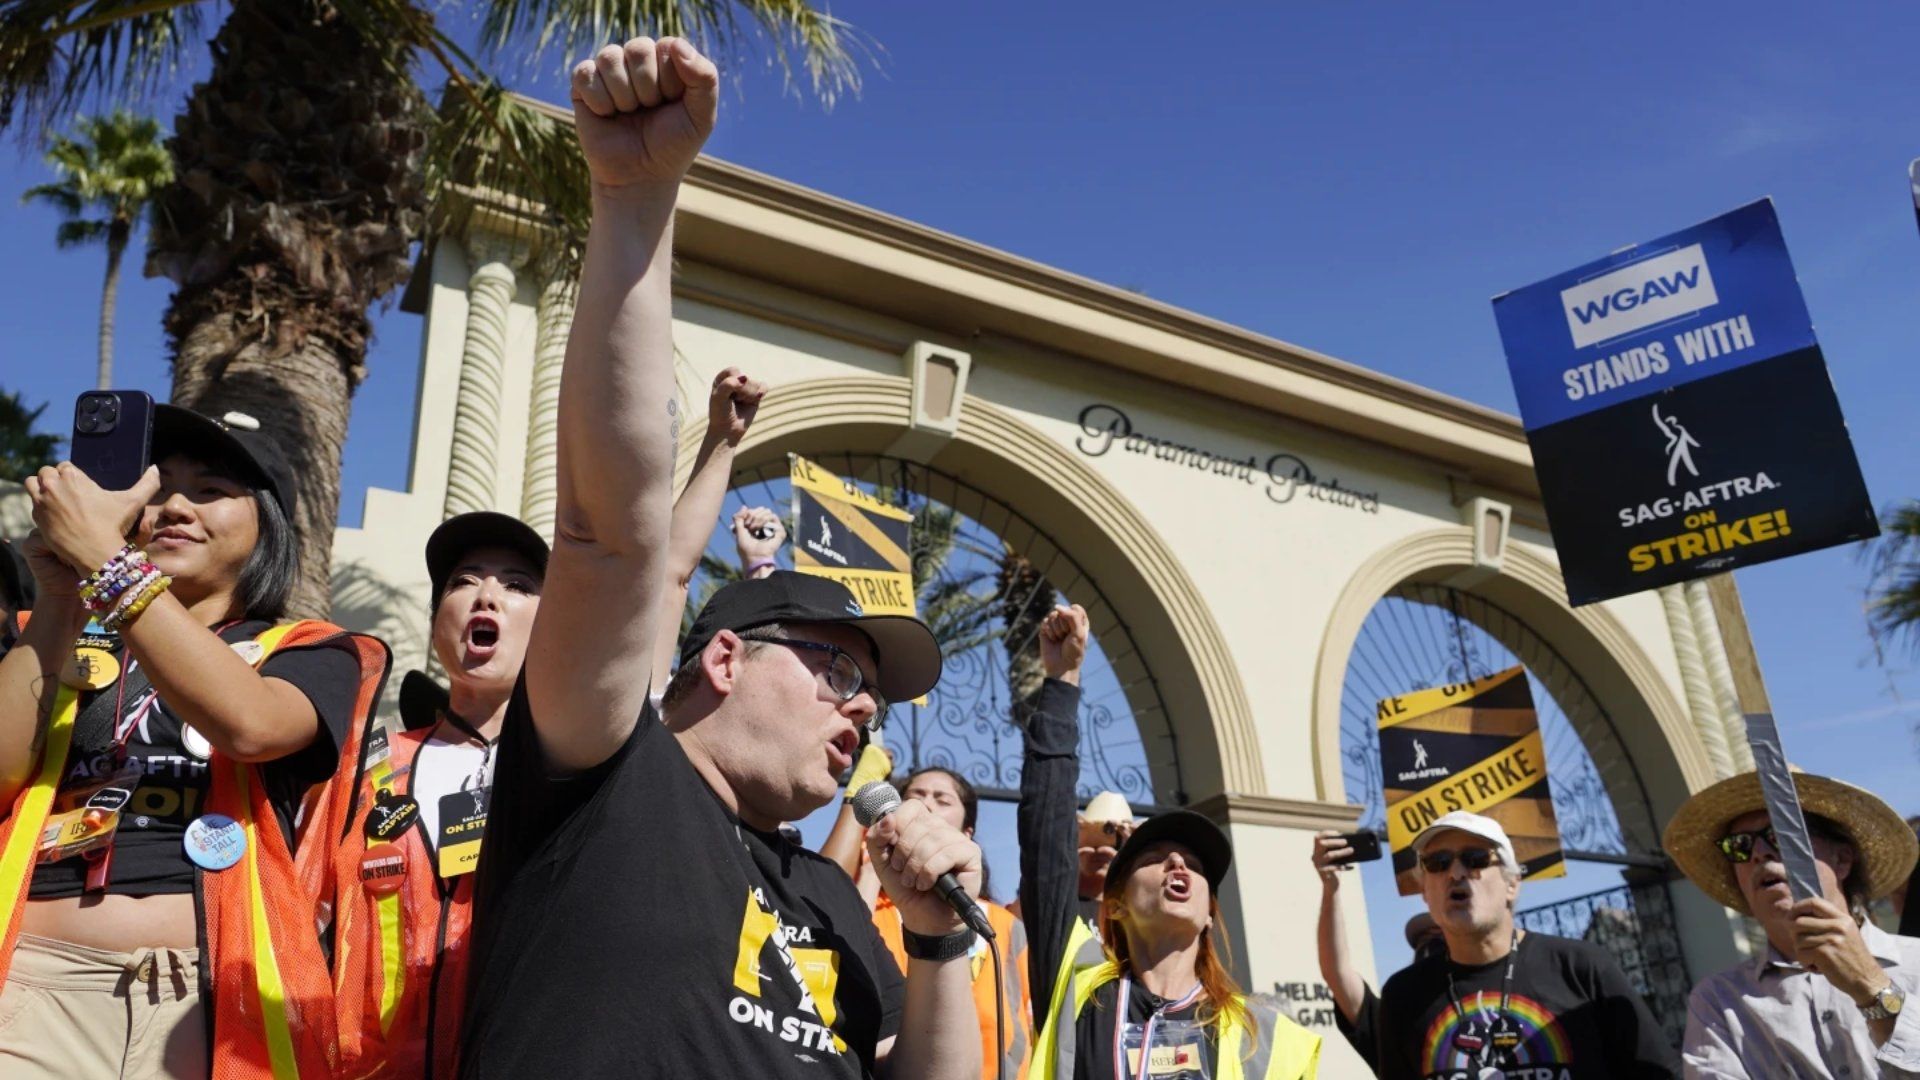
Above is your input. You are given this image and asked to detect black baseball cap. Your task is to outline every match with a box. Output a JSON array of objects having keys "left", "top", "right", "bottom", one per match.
[
  {"left": 678, "top": 571, "right": 942, "bottom": 703},
  {"left": 0, "top": 539, "right": 33, "bottom": 612},
  {"left": 425, "top": 512, "right": 550, "bottom": 603},
  {"left": 1109, "top": 810, "right": 1234, "bottom": 893},
  {"left": 152, "top": 406, "right": 297, "bottom": 519}
]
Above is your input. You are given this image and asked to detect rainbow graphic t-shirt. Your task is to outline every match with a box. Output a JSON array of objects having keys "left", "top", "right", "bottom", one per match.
[{"left": 1376, "top": 933, "right": 1681, "bottom": 1080}]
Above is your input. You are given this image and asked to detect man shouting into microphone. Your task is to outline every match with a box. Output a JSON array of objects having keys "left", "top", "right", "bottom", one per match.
[{"left": 457, "top": 36, "right": 981, "bottom": 1080}]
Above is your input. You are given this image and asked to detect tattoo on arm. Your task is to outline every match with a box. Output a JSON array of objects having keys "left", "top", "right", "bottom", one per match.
[{"left": 668, "top": 398, "right": 681, "bottom": 442}]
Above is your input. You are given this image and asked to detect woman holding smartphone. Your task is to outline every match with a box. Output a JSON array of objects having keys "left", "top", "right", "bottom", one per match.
[{"left": 0, "top": 405, "right": 385, "bottom": 1079}]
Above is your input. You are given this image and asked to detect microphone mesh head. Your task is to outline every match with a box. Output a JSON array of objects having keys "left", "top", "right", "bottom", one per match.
[{"left": 850, "top": 781, "right": 901, "bottom": 828}]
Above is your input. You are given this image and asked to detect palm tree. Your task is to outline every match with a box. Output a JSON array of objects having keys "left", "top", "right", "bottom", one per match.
[
  {"left": 20, "top": 111, "right": 172, "bottom": 389},
  {"left": 1866, "top": 500, "right": 1920, "bottom": 654},
  {"left": 0, "top": 1, "right": 865, "bottom": 619},
  {"left": 0, "top": 389, "right": 62, "bottom": 481}
]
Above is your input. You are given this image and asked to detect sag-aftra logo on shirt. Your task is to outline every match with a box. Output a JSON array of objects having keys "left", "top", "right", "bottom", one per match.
[{"left": 730, "top": 887, "right": 848, "bottom": 1059}]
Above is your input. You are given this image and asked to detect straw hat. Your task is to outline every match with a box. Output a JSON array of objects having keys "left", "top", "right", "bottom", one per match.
[{"left": 1664, "top": 769, "right": 1918, "bottom": 914}]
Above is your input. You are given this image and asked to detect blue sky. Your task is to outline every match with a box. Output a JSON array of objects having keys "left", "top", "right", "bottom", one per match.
[{"left": 2, "top": 2, "right": 1917, "bottom": 975}]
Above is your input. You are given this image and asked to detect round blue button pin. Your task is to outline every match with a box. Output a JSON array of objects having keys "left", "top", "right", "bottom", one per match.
[{"left": 183, "top": 814, "right": 246, "bottom": 871}]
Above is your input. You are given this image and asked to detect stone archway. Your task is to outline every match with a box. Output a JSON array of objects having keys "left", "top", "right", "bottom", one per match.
[
  {"left": 1308, "top": 526, "right": 1746, "bottom": 986},
  {"left": 673, "top": 374, "right": 1262, "bottom": 802}
]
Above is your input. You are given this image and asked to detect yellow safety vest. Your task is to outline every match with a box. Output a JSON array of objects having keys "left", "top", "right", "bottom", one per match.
[{"left": 1026, "top": 919, "right": 1320, "bottom": 1080}]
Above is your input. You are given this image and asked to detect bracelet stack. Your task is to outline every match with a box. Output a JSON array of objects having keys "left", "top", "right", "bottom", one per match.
[{"left": 78, "top": 544, "right": 172, "bottom": 631}]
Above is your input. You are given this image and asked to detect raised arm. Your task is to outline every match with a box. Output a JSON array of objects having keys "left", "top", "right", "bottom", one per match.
[
  {"left": 528, "top": 37, "right": 719, "bottom": 771},
  {"left": 645, "top": 369, "right": 765, "bottom": 691},
  {"left": 1312, "top": 831, "right": 1369, "bottom": 1025},
  {"left": 1018, "top": 604, "right": 1087, "bottom": 1028}
]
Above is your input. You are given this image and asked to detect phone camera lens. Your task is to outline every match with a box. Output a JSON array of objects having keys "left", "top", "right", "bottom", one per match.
[{"left": 82, "top": 398, "right": 100, "bottom": 414}]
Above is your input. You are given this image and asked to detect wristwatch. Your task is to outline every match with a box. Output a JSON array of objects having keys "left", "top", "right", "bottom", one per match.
[{"left": 1861, "top": 982, "right": 1906, "bottom": 1022}]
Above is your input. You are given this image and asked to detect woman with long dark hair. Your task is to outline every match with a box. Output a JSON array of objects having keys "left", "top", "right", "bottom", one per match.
[
  {"left": 0, "top": 407, "right": 386, "bottom": 1078},
  {"left": 1019, "top": 605, "right": 1319, "bottom": 1080}
]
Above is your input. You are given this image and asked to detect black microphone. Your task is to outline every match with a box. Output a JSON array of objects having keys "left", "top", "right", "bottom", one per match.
[{"left": 851, "top": 781, "right": 995, "bottom": 940}]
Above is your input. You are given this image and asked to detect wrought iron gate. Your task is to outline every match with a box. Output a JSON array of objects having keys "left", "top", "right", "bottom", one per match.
[
  {"left": 683, "top": 453, "right": 1182, "bottom": 809},
  {"left": 1340, "top": 583, "right": 1692, "bottom": 1037}
]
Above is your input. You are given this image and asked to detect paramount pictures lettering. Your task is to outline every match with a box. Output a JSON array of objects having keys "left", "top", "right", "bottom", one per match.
[{"left": 1075, "top": 403, "right": 1379, "bottom": 513}]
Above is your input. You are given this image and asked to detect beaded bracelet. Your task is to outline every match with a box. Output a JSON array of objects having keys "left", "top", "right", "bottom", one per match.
[
  {"left": 77, "top": 545, "right": 139, "bottom": 603},
  {"left": 103, "top": 574, "right": 170, "bottom": 632},
  {"left": 103, "top": 568, "right": 161, "bottom": 625},
  {"left": 86, "top": 561, "right": 158, "bottom": 618}
]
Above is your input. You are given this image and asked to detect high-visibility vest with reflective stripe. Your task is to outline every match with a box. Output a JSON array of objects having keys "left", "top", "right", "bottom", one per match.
[
  {"left": 1026, "top": 918, "right": 1321, "bottom": 1080},
  {"left": 0, "top": 618, "right": 390, "bottom": 1080},
  {"left": 317, "top": 724, "right": 474, "bottom": 1079},
  {"left": 874, "top": 893, "right": 1032, "bottom": 1079}
]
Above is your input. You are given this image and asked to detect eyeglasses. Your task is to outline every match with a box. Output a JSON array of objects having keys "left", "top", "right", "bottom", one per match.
[
  {"left": 761, "top": 638, "right": 888, "bottom": 723},
  {"left": 1716, "top": 827, "right": 1780, "bottom": 864},
  {"left": 1419, "top": 847, "right": 1497, "bottom": 874}
]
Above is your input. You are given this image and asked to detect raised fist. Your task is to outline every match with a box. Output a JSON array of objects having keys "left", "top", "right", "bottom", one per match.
[
  {"left": 571, "top": 37, "right": 719, "bottom": 190},
  {"left": 708, "top": 367, "right": 766, "bottom": 445},
  {"left": 1039, "top": 603, "right": 1090, "bottom": 683},
  {"left": 732, "top": 507, "right": 786, "bottom": 569}
]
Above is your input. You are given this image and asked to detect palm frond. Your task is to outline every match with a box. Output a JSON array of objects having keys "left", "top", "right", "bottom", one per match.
[
  {"left": 0, "top": 0, "right": 205, "bottom": 135},
  {"left": 53, "top": 216, "right": 106, "bottom": 246},
  {"left": 476, "top": 0, "right": 868, "bottom": 106},
  {"left": 19, "top": 178, "right": 80, "bottom": 213},
  {"left": 1865, "top": 500, "right": 1920, "bottom": 654}
]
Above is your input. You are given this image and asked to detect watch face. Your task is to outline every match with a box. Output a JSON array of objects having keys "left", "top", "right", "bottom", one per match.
[{"left": 1882, "top": 987, "right": 1906, "bottom": 1014}]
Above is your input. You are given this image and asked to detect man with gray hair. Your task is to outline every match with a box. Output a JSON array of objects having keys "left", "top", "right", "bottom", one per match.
[{"left": 1375, "top": 811, "right": 1678, "bottom": 1079}]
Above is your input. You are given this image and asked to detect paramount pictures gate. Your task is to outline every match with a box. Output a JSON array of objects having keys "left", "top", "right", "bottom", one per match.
[{"left": 301, "top": 103, "right": 1765, "bottom": 1076}]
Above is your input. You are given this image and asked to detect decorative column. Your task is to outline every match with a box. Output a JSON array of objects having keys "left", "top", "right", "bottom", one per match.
[
  {"left": 1660, "top": 585, "right": 1735, "bottom": 779},
  {"left": 1685, "top": 579, "right": 1755, "bottom": 771},
  {"left": 520, "top": 270, "right": 575, "bottom": 540},
  {"left": 443, "top": 231, "right": 525, "bottom": 520}
]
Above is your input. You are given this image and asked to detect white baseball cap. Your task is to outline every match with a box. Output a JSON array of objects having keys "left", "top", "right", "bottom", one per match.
[{"left": 1411, "top": 811, "right": 1518, "bottom": 871}]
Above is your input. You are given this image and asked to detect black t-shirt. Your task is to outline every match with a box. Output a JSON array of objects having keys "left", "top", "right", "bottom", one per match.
[
  {"left": 460, "top": 682, "right": 905, "bottom": 1078},
  {"left": 1335, "top": 985, "right": 1380, "bottom": 1075},
  {"left": 1375, "top": 932, "right": 1679, "bottom": 1080},
  {"left": 1072, "top": 977, "right": 1219, "bottom": 1080},
  {"left": 30, "top": 620, "right": 359, "bottom": 898}
]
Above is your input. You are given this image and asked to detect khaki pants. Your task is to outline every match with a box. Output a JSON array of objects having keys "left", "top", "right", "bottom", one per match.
[{"left": 0, "top": 933, "right": 206, "bottom": 1079}]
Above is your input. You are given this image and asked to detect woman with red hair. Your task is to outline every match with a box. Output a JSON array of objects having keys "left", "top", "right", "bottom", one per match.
[{"left": 1018, "top": 604, "right": 1319, "bottom": 1080}]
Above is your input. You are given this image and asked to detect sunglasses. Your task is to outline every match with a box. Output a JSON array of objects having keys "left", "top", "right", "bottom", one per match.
[
  {"left": 1419, "top": 847, "right": 1497, "bottom": 874},
  {"left": 1716, "top": 827, "right": 1780, "bottom": 864}
]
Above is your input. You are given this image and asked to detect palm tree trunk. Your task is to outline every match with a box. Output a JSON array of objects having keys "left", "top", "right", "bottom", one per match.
[
  {"left": 998, "top": 551, "right": 1054, "bottom": 729},
  {"left": 146, "top": 0, "right": 427, "bottom": 620},
  {"left": 97, "top": 221, "right": 128, "bottom": 389}
]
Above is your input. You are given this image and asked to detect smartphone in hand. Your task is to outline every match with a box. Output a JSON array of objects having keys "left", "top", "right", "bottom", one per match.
[
  {"left": 69, "top": 390, "right": 154, "bottom": 490},
  {"left": 1328, "top": 830, "right": 1383, "bottom": 866}
]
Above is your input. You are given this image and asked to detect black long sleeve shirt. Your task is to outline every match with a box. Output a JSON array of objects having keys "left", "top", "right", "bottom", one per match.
[{"left": 1016, "top": 677, "right": 1083, "bottom": 1029}]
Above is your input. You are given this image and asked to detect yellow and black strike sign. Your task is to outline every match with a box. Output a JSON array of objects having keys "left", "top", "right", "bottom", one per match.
[
  {"left": 789, "top": 454, "right": 916, "bottom": 618},
  {"left": 1377, "top": 666, "right": 1565, "bottom": 896}
]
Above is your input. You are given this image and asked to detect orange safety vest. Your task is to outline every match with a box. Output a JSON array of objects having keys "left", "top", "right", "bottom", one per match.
[
  {"left": 0, "top": 618, "right": 390, "bottom": 1080},
  {"left": 874, "top": 893, "right": 1032, "bottom": 1079},
  {"left": 313, "top": 723, "right": 477, "bottom": 1080}
]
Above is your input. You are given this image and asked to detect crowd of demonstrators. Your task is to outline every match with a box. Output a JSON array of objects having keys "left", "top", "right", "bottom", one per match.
[
  {"left": 452, "top": 35, "right": 984, "bottom": 1080},
  {"left": 1373, "top": 811, "right": 1679, "bottom": 1079},
  {"left": 1668, "top": 770, "right": 1920, "bottom": 1077},
  {"left": 1019, "top": 603, "right": 1321, "bottom": 1079},
  {"left": 1310, "top": 833, "right": 1440, "bottom": 1074},
  {"left": 3, "top": 31, "right": 1920, "bottom": 1080},
  {"left": 0, "top": 408, "right": 386, "bottom": 1076}
]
